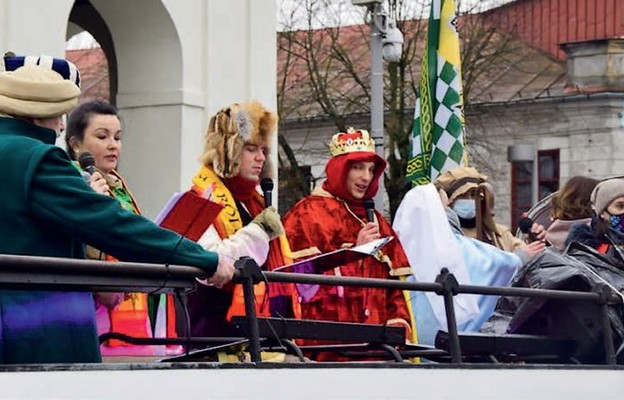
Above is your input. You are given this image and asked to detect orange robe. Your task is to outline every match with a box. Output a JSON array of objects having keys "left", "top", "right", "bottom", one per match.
[
  {"left": 186, "top": 167, "right": 298, "bottom": 338},
  {"left": 92, "top": 170, "right": 178, "bottom": 355}
]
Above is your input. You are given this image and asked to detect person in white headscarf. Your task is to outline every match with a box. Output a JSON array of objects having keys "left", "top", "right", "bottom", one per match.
[{"left": 393, "top": 184, "right": 522, "bottom": 345}]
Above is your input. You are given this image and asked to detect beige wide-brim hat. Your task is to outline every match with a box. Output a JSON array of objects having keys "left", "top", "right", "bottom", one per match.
[
  {"left": 0, "top": 65, "right": 80, "bottom": 118},
  {"left": 434, "top": 166, "right": 488, "bottom": 203}
]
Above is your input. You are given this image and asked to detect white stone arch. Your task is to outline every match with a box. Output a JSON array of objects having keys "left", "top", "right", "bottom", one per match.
[
  {"left": 70, "top": 0, "right": 185, "bottom": 217},
  {"left": 0, "top": 0, "right": 277, "bottom": 217}
]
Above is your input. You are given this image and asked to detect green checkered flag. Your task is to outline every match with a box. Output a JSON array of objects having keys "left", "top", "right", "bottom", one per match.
[{"left": 407, "top": 0, "right": 466, "bottom": 185}]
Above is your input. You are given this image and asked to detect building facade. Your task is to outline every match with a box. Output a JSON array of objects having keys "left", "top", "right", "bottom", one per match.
[{"left": 279, "top": 0, "right": 624, "bottom": 228}]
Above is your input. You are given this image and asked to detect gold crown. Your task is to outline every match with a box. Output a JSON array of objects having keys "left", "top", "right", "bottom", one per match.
[{"left": 329, "top": 128, "right": 375, "bottom": 156}]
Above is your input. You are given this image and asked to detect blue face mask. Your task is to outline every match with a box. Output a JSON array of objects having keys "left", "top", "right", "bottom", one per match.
[
  {"left": 609, "top": 214, "right": 624, "bottom": 233},
  {"left": 453, "top": 199, "right": 476, "bottom": 220}
]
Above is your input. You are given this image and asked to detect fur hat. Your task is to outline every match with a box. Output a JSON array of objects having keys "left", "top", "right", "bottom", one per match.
[
  {"left": 590, "top": 178, "right": 624, "bottom": 216},
  {"left": 434, "top": 166, "right": 488, "bottom": 204},
  {"left": 199, "top": 101, "right": 277, "bottom": 178},
  {"left": 0, "top": 65, "right": 80, "bottom": 118}
]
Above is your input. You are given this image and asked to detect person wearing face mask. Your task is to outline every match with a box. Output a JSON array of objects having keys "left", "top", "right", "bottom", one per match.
[
  {"left": 186, "top": 101, "right": 298, "bottom": 339},
  {"left": 567, "top": 178, "right": 624, "bottom": 265},
  {"left": 393, "top": 183, "right": 523, "bottom": 344},
  {"left": 435, "top": 167, "right": 545, "bottom": 261},
  {"left": 282, "top": 129, "right": 414, "bottom": 361}
]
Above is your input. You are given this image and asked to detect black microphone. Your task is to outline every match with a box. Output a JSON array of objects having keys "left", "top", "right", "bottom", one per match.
[
  {"left": 518, "top": 215, "right": 539, "bottom": 242},
  {"left": 364, "top": 198, "right": 375, "bottom": 223},
  {"left": 78, "top": 152, "right": 97, "bottom": 175},
  {"left": 260, "top": 178, "right": 273, "bottom": 208}
]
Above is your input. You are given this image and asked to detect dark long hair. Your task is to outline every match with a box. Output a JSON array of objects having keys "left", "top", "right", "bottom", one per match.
[
  {"left": 65, "top": 100, "right": 119, "bottom": 160},
  {"left": 551, "top": 176, "right": 599, "bottom": 220}
]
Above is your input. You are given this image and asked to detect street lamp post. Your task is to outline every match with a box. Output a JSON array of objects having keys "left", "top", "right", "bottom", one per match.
[
  {"left": 369, "top": 2, "right": 385, "bottom": 211},
  {"left": 352, "top": 0, "right": 403, "bottom": 212}
]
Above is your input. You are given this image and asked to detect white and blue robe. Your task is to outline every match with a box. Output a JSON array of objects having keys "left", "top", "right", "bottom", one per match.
[{"left": 393, "top": 184, "right": 521, "bottom": 345}]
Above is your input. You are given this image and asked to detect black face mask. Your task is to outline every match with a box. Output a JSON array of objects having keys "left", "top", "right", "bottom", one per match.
[{"left": 458, "top": 216, "right": 476, "bottom": 229}]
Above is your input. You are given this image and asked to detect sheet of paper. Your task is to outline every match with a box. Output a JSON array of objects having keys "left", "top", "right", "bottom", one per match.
[{"left": 274, "top": 236, "right": 393, "bottom": 274}]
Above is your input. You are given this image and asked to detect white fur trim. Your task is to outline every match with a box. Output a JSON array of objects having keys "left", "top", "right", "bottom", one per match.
[
  {"left": 23, "top": 56, "right": 38, "bottom": 66},
  {"left": 234, "top": 108, "right": 252, "bottom": 141}
]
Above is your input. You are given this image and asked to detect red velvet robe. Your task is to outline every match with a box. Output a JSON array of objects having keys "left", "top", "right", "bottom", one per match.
[{"left": 283, "top": 189, "right": 412, "bottom": 361}]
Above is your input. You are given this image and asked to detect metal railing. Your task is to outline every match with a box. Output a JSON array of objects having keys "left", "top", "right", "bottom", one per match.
[{"left": 0, "top": 254, "right": 621, "bottom": 365}]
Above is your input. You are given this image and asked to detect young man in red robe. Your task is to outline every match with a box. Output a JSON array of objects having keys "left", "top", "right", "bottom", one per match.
[{"left": 283, "top": 128, "right": 414, "bottom": 361}]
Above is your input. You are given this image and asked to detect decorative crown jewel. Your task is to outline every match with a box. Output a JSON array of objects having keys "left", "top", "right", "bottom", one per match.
[{"left": 329, "top": 128, "right": 375, "bottom": 157}]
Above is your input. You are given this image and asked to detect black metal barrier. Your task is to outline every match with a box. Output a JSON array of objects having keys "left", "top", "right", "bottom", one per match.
[
  {"left": 0, "top": 254, "right": 198, "bottom": 292},
  {"left": 0, "top": 254, "right": 621, "bottom": 365},
  {"left": 237, "top": 258, "right": 623, "bottom": 365}
]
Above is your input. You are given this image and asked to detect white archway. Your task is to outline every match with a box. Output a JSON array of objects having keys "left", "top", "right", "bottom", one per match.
[
  {"left": 1, "top": 0, "right": 277, "bottom": 217},
  {"left": 69, "top": 0, "right": 185, "bottom": 217}
]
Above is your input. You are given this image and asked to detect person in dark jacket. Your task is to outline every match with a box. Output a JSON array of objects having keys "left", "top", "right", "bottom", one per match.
[
  {"left": 0, "top": 59, "right": 233, "bottom": 364},
  {"left": 567, "top": 178, "right": 624, "bottom": 265}
]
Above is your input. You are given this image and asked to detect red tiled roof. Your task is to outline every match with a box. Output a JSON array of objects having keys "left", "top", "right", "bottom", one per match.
[
  {"left": 67, "top": 14, "right": 568, "bottom": 117},
  {"left": 278, "top": 17, "right": 566, "bottom": 120},
  {"left": 486, "top": 0, "right": 624, "bottom": 60}
]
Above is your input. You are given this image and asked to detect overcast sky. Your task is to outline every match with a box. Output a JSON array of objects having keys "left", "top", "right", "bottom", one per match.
[
  {"left": 276, "top": 0, "right": 517, "bottom": 30},
  {"left": 68, "top": 0, "right": 517, "bottom": 49}
]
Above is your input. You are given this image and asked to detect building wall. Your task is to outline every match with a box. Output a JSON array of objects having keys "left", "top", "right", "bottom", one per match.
[
  {"left": 0, "top": 0, "right": 74, "bottom": 55},
  {"left": 282, "top": 94, "right": 624, "bottom": 224},
  {"left": 468, "top": 94, "right": 624, "bottom": 226}
]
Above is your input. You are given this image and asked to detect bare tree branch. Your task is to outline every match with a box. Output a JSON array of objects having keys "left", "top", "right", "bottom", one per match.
[{"left": 276, "top": 0, "right": 528, "bottom": 218}]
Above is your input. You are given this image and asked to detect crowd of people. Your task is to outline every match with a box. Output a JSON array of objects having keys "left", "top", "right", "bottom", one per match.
[{"left": 0, "top": 53, "right": 622, "bottom": 364}]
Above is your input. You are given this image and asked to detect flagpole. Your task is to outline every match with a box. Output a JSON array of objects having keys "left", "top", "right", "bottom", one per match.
[{"left": 353, "top": 0, "right": 403, "bottom": 211}]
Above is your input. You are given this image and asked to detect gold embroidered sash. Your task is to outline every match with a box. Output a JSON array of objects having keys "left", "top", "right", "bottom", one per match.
[{"left": 192, "top": 166, "right": 243, "bottom": 237}]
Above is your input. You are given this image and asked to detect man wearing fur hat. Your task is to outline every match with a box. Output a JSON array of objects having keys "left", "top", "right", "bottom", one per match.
[
  {"left": 282, "top": 128, "right": 414, "bottom": 361},
  {"left": 435, "top": 166, "right": 545, "bottom": 260},
  {"left": 187, "top": 101, "right": 297, "bottom": 338},
  {"left": 0, "top": 59, "right": 232, "bottom": 364}
]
